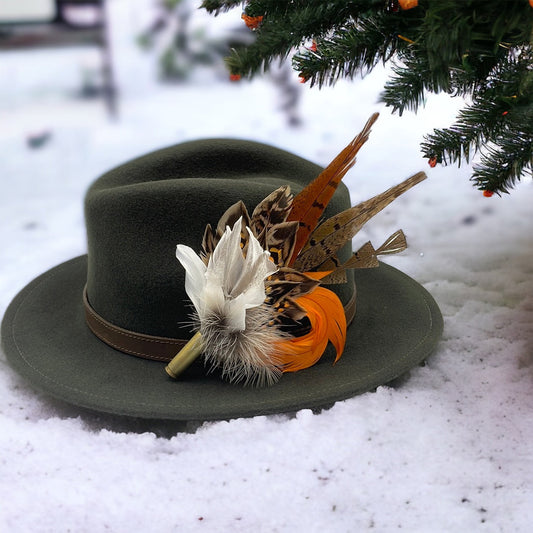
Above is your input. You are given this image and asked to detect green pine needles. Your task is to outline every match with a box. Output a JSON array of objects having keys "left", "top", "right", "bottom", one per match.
[{"left": 202, "top": 0, "right": 533, "bottom": 194}]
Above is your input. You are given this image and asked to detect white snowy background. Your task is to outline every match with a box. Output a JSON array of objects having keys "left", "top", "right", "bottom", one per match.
[{"left": 1, "top": 1, "right": 532, "bottom": 531}]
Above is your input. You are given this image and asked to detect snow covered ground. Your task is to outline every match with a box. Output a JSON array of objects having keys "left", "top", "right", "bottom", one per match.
[{"left": 1, "top": 1, "right": 532, "bottom": 531}]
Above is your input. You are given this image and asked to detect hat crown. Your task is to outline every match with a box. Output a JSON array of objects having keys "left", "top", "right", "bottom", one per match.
[{"left": 84, "top": 139, "right": 354, "bottom": 338}]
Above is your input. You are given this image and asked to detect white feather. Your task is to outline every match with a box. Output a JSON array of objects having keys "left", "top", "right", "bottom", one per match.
[
  {"left": 175, "top": 244, "right": 207, "bottom": 314},
  {"left": 176, "top": 218, "right": 277, "bottom": 332},
  {"left": 175, "top": 218, "right": 284, "bottom": 385}
]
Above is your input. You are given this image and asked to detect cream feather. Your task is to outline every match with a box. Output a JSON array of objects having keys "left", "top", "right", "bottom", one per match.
[{"left": 176, "top": 218, "right": 285, "bottom": 385}]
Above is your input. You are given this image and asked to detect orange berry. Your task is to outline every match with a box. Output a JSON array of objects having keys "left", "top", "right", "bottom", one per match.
[
  {"left": 242, "top": 14, "right": 263, "bottom": 29},
  {"left": 399, "top": 0, "right": 418, "bottom": 9}
]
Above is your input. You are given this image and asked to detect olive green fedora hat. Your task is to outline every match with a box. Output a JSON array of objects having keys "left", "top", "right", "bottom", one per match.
[{"left": 1, "top": 137, "right": 442, "bottom": 421}]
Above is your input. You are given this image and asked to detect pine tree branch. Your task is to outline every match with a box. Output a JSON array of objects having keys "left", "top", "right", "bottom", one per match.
[
  {"left": 225, "top": 2, "right": 371, "bottom": 76},
  {"left": 472, "top": 131, "right": 533, "bottom": 194},
  {"left": 244, "top": 0, "right": 383, "bottom": 18},
  {"left": 421, "top": 46, "right": 533, "bottom": 192},
  {"left": 293, "top": 13, "right": 405, "bottom": 87},
  {"left": 224, "top": 0, "right": 401, "bottom": 77},
  {"left": 380, "top": 56, "right": 436, "bottom": 115},
  {"left": 201, "top": 0, "right": 245, "bottom": 15},
  {"left": 420, "top": 99, "right": 512, "bottom": 165}
]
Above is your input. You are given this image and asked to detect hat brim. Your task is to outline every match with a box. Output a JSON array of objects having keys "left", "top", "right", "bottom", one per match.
[{"left": 2, "top": 255, "right": 442, "bottom": 420}]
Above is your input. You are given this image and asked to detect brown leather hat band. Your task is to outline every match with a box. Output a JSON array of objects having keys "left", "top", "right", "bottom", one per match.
[
  {"left": 83, "top": 288, "right": 188, "bottom": 361},
  {"left": 83, "top": 285, "right": 356, "bottom": 363}
]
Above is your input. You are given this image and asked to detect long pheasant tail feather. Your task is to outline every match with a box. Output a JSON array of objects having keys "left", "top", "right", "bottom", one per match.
[
  {"left": 287, "top": 113, "right": 379, "bottom": 265},
  {"left": 294, "top": 171, "right": 427, "bottom": 272}
]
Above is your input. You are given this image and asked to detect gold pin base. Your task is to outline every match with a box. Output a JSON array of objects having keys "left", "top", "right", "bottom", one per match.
[{"left": 165, "top": 331, "right": 204, "bottom": 379}]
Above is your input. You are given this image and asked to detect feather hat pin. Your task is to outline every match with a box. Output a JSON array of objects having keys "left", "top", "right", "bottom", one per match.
[{"left": 166, "top": 113, "right": 427, "bottom": 386}]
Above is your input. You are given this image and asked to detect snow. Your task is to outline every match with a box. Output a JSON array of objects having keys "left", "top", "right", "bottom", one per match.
[{"left": 1, "top": 1, "right": 532, "bottom": 531}]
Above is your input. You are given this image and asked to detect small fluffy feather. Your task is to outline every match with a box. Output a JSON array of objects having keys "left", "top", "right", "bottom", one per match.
[
  {"left": 195, "top": 304, "right": 287, "bottom": 386},
  {"left": 176, "top": 218, "right": 284, "bottom": 385}
]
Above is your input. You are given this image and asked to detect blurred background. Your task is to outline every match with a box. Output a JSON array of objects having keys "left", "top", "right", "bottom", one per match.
[{"left": 0, "top": 0, "right": 461, "bottom": 161}]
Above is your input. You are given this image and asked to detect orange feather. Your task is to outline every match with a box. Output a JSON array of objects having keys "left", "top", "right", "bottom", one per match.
[
  {"left": 287, "top": 113, "right": 379, "bottom": 264},
  {"left": 276, "top": 287, "right": 347, "bottom": 372}
]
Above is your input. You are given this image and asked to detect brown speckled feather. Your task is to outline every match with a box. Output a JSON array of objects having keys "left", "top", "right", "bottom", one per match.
[
  {"left": 265, "top": 221, "right": 299, "bottom": 267},
  {"left": 216, "top": 200, "right": 251, "bottom": 237},
  {"left": 287, "top": 113, "right": 379, "bottom": 264},
  {"left": 202, "top": 201, "right": 252, "bottom": 260},
  {"left": 250, "top": 186, "right": 293, "bottom": 247},
  {"left": 294, "top": 171, "right": 426, "bottom": 272},
  {"left": 319, "top": 231, "right": 407, "bottom": 284},
  {"left": 376, "top": 229, "right": 407, "bottom": 255}
]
